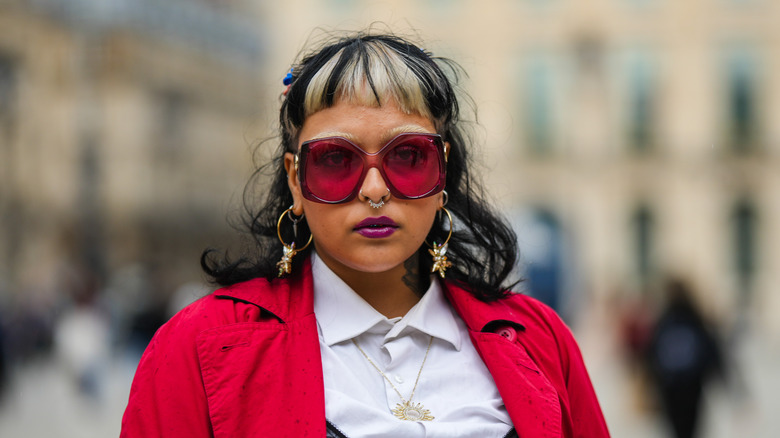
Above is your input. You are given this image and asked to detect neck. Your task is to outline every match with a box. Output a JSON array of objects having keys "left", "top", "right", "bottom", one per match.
[{"left": 318, "top": 254, "right": 428, "bottom": 319}]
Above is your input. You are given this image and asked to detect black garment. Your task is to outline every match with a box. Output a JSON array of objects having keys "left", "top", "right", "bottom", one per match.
[
  {"left": 647, "top": 291, "right": 723, "bottom": 438},
  {"left": 325, "top": 421, "right": 519, "bottom": 438}
]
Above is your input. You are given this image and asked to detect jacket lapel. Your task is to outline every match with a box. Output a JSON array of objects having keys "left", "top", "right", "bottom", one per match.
[
  {"left": 469, "top": 332, "right": 563, "bottom": 438},
  {"left": 444, "top": 283, "right": 563, "bottom": 438}
]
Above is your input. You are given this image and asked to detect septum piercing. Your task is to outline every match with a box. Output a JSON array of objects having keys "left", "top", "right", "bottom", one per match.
[{"left": 361, "top": 189, "right": 391, "bottom": 209}]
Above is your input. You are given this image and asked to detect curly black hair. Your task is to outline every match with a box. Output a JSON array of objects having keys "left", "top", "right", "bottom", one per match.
[{"left": 202, "top": 32, "right": 519, "bottom": 301}]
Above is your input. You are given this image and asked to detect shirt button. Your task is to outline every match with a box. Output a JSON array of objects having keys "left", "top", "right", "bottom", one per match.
[
  {"left": 495, "top": 326, "right": 517, "bottom": 342},
  {"left": 394, "top": 375, "right": 404, "bottom": 384}
]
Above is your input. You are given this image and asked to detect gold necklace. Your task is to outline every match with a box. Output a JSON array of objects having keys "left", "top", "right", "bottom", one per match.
[{"left": 351, "top": 336, "right": 435, "bottom": 421}]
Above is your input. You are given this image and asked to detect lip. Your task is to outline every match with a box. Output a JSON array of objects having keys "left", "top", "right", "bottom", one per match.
[{"left": 354, "top": 216, "right": 398, "bottom": 238}]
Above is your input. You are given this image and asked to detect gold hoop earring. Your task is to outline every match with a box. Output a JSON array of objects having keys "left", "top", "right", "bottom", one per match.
[
  {"left": 427, "top": 206, "right": 453, "bottom": 278},
  {"left": 276, "top": 206, "right": 313, "bottom": 277}
]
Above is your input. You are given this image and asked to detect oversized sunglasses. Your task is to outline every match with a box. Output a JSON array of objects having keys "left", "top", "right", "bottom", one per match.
[{"left": 295, "top": 132, "right": 447, "bottom": 204}]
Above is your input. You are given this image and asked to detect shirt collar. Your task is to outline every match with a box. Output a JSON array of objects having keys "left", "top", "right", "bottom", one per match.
[
  {"left": 311, "top": 252, "right": 462, "bottom": 351},
  {"left": 386, "top": 277, "right": 462, "bottom": 350}
]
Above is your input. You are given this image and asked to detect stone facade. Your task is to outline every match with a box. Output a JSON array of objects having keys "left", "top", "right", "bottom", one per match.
[{"left": 2, "top": 0, "right": 779, "bottom": 337}]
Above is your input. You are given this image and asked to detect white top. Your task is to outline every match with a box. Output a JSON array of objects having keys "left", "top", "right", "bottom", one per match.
[{"left": 312, "top": 252, "right": 513, "bottom": 437}]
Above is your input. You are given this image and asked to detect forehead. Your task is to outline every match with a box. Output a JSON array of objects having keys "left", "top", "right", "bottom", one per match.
[{"left": 298, "top": 100, "right": 437, "bottom": 151}]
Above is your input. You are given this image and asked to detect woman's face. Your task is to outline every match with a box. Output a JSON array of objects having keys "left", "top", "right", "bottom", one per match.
[{"left": 284, "top": 99, "right": 445, "bottom": 278}]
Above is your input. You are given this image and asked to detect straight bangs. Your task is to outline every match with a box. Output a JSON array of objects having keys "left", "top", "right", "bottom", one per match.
[{"left": 302, "top": 41, "right": 434, "bottom": 122}]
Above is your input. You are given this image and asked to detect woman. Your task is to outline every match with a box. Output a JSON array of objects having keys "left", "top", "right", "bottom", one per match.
[{"left": 121, "top": 32, "right": 610, "bottom": 438}]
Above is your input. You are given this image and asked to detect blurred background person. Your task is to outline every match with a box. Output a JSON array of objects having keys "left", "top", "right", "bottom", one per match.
[
  {"left": 53, "top": 264, "right": 109, "bottom": 400},
  {"left": 646, "top": 278, "right": 726, "bottom": 438}
]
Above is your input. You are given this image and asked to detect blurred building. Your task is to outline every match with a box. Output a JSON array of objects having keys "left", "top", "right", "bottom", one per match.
[
  {"left": 255, "top": 0, "right": 780, "bottom": 338},
  {"left": 1, "top": 0, "right": 779, "bottom": 342},
  {"left": 473, "top": 0, "right": 780, "bottom": 338},
  {"left": 0, "top": 0, "right": 265, "bottom": 303}
]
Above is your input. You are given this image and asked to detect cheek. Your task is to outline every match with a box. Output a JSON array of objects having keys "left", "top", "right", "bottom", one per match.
[
  {"left": 399, "top": 200, "right": 440, "bottom": 240},
  {"left": 301, "top": 203, "right": 345, "bottom": 240}
]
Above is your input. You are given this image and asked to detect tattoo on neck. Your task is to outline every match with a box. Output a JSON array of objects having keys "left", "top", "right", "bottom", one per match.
[{"left": 403, "top": 254, "right": 428, "bottom": 297}]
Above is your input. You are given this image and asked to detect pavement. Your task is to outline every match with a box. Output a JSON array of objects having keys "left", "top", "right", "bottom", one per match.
[
  {"left": 581, "top": 312, "right": 780, "bottom": 438},
  {"left": 0, "top": 353, "right": 136, "bottom": 438}
]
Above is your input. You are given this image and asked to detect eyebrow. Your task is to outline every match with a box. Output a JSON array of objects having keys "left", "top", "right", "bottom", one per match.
[
  {"left": 307, "top": 131, "right": 358, "bottom": 142},
  {"left": 383, "top": 124, "right": 434, "bottom": 139},
  {"left": 308, "top": 124, "right": 434, "bottom": 144}
]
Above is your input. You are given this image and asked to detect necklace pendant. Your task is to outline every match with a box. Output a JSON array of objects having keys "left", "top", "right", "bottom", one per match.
[{"left": 392, "top": 401, "right": 434, "bottom": 421}]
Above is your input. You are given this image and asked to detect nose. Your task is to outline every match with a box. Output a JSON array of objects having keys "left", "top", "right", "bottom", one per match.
[{"left": 360, "top": 167, "right": 390, "bottom": 202}]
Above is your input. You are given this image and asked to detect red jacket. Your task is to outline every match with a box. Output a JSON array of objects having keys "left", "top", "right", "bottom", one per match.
[{"left": 121, "top": 260, "right": 609, "bottom": 437}]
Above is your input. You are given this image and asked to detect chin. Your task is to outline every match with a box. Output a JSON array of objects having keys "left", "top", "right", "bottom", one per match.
[
  {"left": 315, "top": 241, "right": 420, "bottom": 276},
  {"left": 329, "top": 251, "right": 414, "bottom": 275},
  {"left": 344, "top": 259, "right": 406, "bottom": 274}
]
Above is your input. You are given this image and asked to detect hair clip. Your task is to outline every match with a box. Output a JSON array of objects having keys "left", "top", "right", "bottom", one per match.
[
  {"left": 282, "top": 68, "right": 294, "bottom": 96},
  {"left": 283, "top": 68, "right": 294, "bottom": 86}
]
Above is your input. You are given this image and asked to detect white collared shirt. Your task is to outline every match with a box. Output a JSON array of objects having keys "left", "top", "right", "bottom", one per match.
[{"left": 312, "top": 253, "right": 513, "bottom": 437}]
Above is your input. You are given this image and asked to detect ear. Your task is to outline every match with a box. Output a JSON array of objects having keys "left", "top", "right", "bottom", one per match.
[
  {"left": 438, "top": 189, "right": 448, "bottom": 209},
  {"left": 440, "top": 142, "right": 450, "bottom": 209},
  {"left": 284, "top": 152, "right": 305, "bottom": 216}
]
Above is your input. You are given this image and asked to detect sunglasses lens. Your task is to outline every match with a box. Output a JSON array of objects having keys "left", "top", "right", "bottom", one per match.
[
  {"left": 305, "top": 142, "right": 362, "bottom": 202},
  {"left": 383, "top": 136, "right": 442, "bottom": 198},
  {"left": 300, "top": 134, "right": 444, "bottom": 203}
]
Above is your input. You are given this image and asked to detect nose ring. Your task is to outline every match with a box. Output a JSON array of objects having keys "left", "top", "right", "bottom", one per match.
[{"left": 361, "top": 189, "right": 391, "bottom": 209}]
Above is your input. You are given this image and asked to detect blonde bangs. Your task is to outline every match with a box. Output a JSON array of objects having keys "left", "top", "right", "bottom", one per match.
[{"left": 303, "top": 42, "right": 432, "bottom": 121}]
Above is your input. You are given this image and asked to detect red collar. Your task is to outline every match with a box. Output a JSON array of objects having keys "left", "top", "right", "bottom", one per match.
[
  {"left": 214, "top": 258, "right": 315, "bottom": 323},
  {"left": 441, "top": 281, "right": 526, "bottom": 333},
  {"left": 213, "top": 256, "right": 526, "bottom": 333}
]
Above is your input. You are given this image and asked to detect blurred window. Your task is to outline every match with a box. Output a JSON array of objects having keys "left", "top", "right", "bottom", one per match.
[
  {"left": 0, "top": 53, "right": 18, "bottom": 266},
  {"left": 732, "top": 199, "right": 757, "bottom": 294},
  {"left": 155, "top": 90, "right": 188, "bottom": 161},
  {"left": 725, "top": 49, "right": 760, "bottom": 153},
  {"left": 0, "top": 55, "right": 16, "bottom": 123},
  {"left": 524, "top": 55, "right": 554, "bottom": 156},
  {"left": 77, "top": 135, "right": 105, "bottom": 276},
  {"left": 625, "top": 52, "right": 656, "bottom": 153},
  {"left": 0, "top": 54, "right": 18, "bottom": 268},
  {"left": 525, "top": 209, "right": 564, "bottom": 312},
  {"left": 574, "top": 35, "right": 603, "bottom": 75},
  {"left": 631, "top": 205, "right": 655, "bottom": 287}
]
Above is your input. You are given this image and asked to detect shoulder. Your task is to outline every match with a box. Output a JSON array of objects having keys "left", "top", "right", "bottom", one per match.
[
  {"left": 444, "top": 282, "right": 579, "bottom": 362},
  {"left": 150, "top": 278, "right": 286, "bottom": 348},
  {"left": 500, "top": 291, "right": 558, "bottom": 318},
  {"left": 123, "top": 270, "right": 322, "bottom": 436},
  {"left": 501, "top": 292, "right": 571, "bottom": 338},
  {"left": 129, "top": 278, "right": 290, "bottom": 389}
]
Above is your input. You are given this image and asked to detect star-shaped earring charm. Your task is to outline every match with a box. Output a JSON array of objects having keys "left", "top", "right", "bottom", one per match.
[
  {"left": 429, "top": 242, "right": 452, "bottom": 278},
  {"left": 276, "top": 243, "right": 297, "bottom": 277}
]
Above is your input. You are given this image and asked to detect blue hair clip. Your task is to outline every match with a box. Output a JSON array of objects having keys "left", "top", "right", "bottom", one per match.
[{"left": 283, "top": 68, "right": 294, "bottom": 86}]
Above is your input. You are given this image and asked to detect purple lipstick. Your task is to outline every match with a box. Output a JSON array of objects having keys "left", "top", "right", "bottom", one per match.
[{"left": 354, "top": 216, "right": 398, "bottom": 238}]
